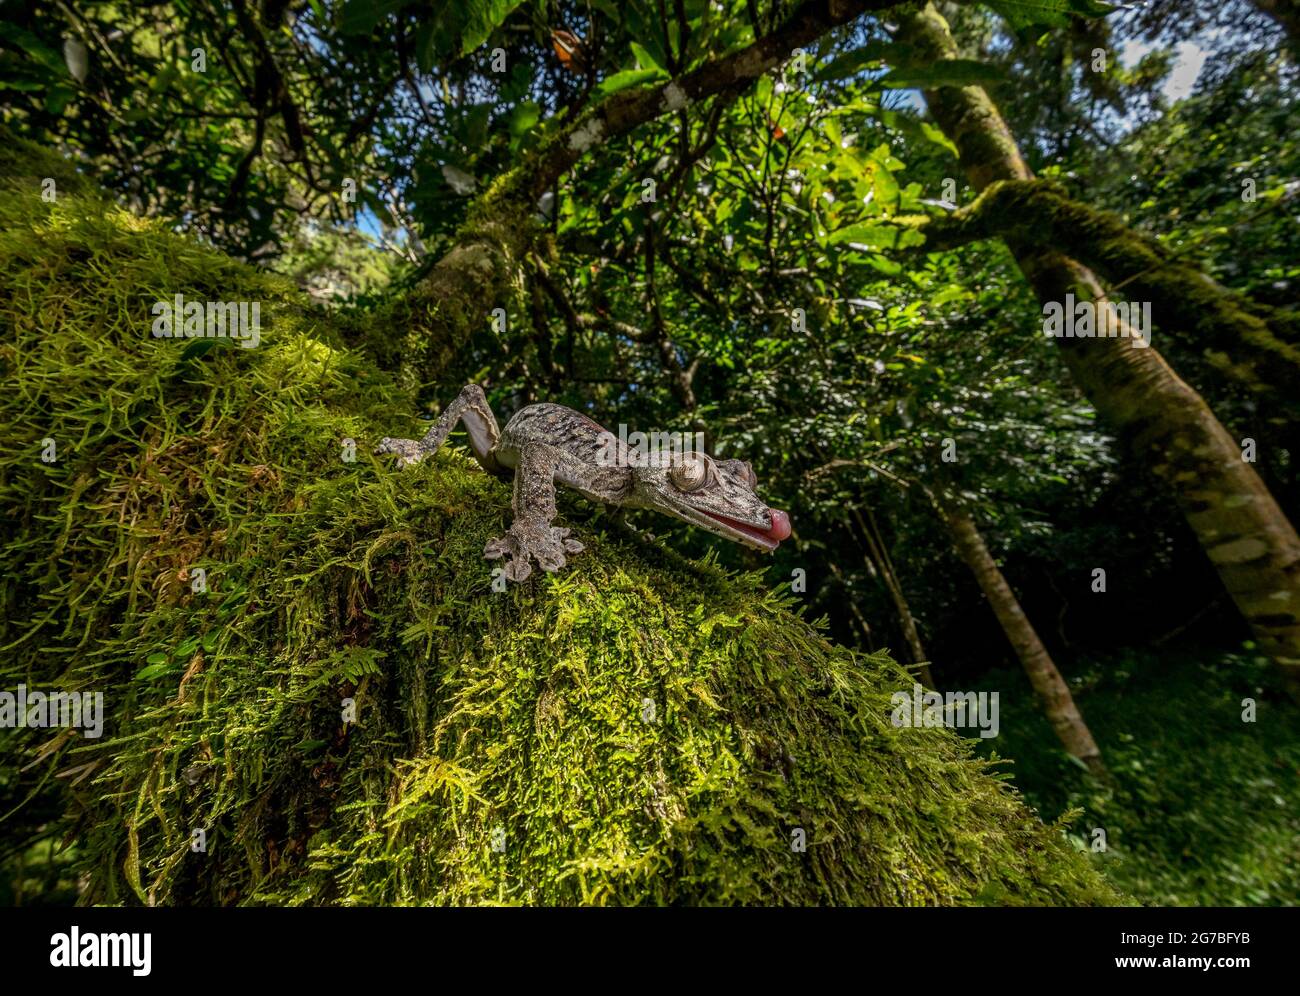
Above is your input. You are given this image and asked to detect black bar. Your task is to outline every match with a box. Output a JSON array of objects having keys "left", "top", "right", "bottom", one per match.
[{"left": 0, "top": 907, "right": 1287, "bottom": 983}]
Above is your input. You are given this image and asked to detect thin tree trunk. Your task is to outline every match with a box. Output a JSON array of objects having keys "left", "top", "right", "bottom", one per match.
[
  {"left": 853, "top": 506, "right": 935, "bottom": 686},
  {"left": 935, "top": 497, "right": 1104, "bottom": 772},
  {"left": 827, "top": 559, "right": 877, "bottom": 651},
  {"left": 896, "top": 2, "right": 1300, "bottom": 699}
]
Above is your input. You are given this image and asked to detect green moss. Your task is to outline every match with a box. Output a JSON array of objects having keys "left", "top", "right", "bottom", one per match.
[
  {"left": 0, "top": 130, "right": 97, "bottom": 201},
  {"left": 0, "top": 164, "right": 1124, "bottom": 906}
]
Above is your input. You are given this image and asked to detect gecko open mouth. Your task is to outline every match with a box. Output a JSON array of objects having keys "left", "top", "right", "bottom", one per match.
[{"left": 703, "top": 509, "right": 791, "bottom": 551}]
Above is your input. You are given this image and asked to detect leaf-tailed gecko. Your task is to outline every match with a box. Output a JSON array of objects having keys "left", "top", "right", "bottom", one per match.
[{"left": 376, "top": 384, "right": 791, "bottom": 582}]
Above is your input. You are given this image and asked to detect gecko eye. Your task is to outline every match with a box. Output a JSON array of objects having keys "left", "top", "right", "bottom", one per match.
[{"left": 669, "top": 456, "right": 710, "bottom": 492}]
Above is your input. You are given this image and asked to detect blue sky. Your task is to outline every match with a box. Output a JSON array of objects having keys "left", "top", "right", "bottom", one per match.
[{"left": 1118, "top": 35, "right": 1212, "bottom": 101}]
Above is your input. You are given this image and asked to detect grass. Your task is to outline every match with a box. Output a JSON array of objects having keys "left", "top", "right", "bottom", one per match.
[{"left": 973, "top": 647, "right": 1300, "bottom": 906}]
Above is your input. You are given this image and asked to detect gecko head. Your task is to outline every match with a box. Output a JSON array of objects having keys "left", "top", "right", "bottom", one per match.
[{"left": 632, "top": 452, "right": 791, "bottom": 552}]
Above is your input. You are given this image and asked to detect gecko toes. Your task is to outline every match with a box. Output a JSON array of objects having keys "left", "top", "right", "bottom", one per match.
[
  {"left": 375, "top": 436, "right": 425, "bottom": 466},
  {"left": 536, "top": 551, "right": 566, "bottom": 572},
  {"left": 551, "top": 526, "right": 584, "bottom": 556},
  {"left": 483, "top": 524, "right": 583, "bottom": 582}
]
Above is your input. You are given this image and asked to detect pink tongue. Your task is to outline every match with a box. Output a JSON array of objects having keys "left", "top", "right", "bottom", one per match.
[{"left": 766, "top": 509, "right": 792, "bottom": 541}]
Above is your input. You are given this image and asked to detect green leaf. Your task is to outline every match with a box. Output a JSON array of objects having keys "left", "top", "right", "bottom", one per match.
[
  {"left": 881, "top": 59, "right": 1005, "bottom": 88},
  {"left": 463, "top": 102, "right": 491, "bottom": 147},
  {"left": 216, "top": 585, "right": 247, "bottom": 618},
  {"left": 830, "top": 223, "right": 892, "bottom": 248},
  {"left": 45, "top": 86, "right": 75, "bottom": 115},
  {"left": 982, "top": 0, "right": 1116, "bottom": 32},
  {"left": 7, "top": 27, "right": 67, "bottom": 74},
  {"left": 339, "top": 0, "right": 408, "bottom": 36},
  {"left": 406, "top": 0, "right": 525, "bottom": 67},
  {"left": 880, "top": 109, "right": 958, "bottom": 158},
  {"left": 1064, "top": 751, "right": 1093, "bottom": 771},
  {"left": 871, "top": 165, "right": 900, "bottom": 209},
  {"left": 594, "top": 68, "right": 665, "bottom": 98},
  {"left": 457, "top": 0, "right": 527, "bottom": 55},
  {"left": 295, "top": 738, "right": 328, "bottom": 754},
  {"left": 932, "top": 285, "right": 972, "bottom": 307},
  {"left": 863, "top": 254, "right": 902, "bottom": 276},
  {"left": 630, "top": 42, "right": 666, "bottom": 74},
  {"left": 920, "top": 120, "right": 959, "bottom": 157},
  {"left": 823, "top": 116, "right": 842, "bottom": 149},
  {"left": 508, "top": 101, "right": 541, "bottom": 137},
  {"left": 815, "top": 42, "right": 912, "bottom": 81},
  {"left": 414, "top": 18, "right": 439, "bottom": 74},
  {"left": 829, "top": 223, "right": 926, "bottom": 249},
  {"left": 179, "top": 338, "right": 227, "bottom": 362}
]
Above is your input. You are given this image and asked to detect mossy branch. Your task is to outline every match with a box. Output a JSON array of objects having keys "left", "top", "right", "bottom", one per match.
[{"left": 897, "top": 178, "right": 1300, "bottom": 401}]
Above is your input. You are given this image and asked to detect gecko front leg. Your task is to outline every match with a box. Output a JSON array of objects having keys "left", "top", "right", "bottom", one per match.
[
  {"left": 375, "top": 383, "right": 503, "bottom": 475},
  {"left": 484, "top": 443, "right": 584, "bottom": 582}
]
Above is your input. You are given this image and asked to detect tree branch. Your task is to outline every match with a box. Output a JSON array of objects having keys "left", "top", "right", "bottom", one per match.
[{"left": 896, "top": 178, "right": 1300, "bottom": 400}]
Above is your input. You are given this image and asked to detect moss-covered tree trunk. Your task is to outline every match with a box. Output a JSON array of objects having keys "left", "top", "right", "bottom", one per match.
[
  {"left": 900, "top": 178, "right": 1300, "bottom": 404},
  {"left": 896, "top": 1, "right": 1300, "bottom": 700}
]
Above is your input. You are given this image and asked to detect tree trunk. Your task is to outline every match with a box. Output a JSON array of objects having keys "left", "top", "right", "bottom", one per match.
[
  {"left": 853, "top": 506, "right": 935, "bottom": 686},
  {"left": 896, "top": 2, "right": 1300, "bottom": 699},
  {"left": 827, "top": 558, "right": 878, "bottom": 650},
  {"left": 936, "top": 498, "right": 1104, "bottom": 773}
]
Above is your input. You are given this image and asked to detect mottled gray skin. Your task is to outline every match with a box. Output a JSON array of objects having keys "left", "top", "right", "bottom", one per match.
[{"left": 376, "top": 384, "right": 789, "bottom": 582}]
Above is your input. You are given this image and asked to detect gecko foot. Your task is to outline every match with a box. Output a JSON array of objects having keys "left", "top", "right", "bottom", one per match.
[
  {"left": 484, "top": 523, "right": 584, "bottom": 582},
  {"left": 374, "top": 436, "right": 426, "bottom": 467}
]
